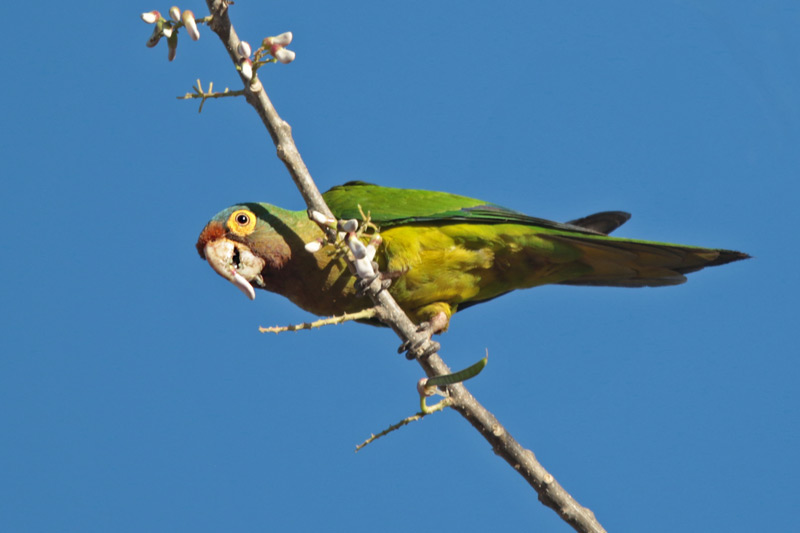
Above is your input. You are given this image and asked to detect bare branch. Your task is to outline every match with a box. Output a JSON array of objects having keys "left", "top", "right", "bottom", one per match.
[
  {"left": 258, "top": 308, "right": 378, "bottom": 333},
  {"left": 201, "top": 2, "right": 607, "bottom": 531},
  {"left": 177, "top": 79, "right": 244, "bottom": 113},
  {"left": 356, "top": 398, "right": 451, "bottom": 452}
]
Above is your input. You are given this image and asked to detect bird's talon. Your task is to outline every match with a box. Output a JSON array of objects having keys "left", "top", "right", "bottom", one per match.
[
  {"left": 421, "top": 340, "right": 440, "bottom": 358},
  {"left": 398, "top": 318, "right": 440, "bottom": 359},
  {"left": 356, "top": 268, "right": 394, "bottom": 296},
  {"left": 356, "top": 272, "right": 383, "bottom": 297},
  {"left": 405, "top": 339, "right": 440, "bottom": 360}
]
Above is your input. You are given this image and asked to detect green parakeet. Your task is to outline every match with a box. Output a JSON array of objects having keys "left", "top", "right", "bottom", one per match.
[{"left": 197, "top": 181, "right": 748, "bottom": 331}]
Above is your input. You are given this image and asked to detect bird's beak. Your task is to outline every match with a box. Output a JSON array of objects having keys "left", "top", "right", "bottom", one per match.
[{"left": 203, "top": 238, "right": 266, "bottom": 300}]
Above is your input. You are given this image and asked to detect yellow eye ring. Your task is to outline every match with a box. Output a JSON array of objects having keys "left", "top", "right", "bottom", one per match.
[{"left": 227, "top": 209, "right": 257, "bottom": 237}]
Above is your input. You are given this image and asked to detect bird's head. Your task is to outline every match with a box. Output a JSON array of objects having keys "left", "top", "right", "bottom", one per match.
[{"left": 196, "top": 203, "right": 294, "bottom": 300}]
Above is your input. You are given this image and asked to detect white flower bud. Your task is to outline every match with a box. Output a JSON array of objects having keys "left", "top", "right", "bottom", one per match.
[
  {"left": 304, "top": 240, "right": 322, "bottom": 253},
  {"left": 310, "top": 210, "right": 335, "bottom": 226},
  {"left": 169, "top": 6, "right": 181, "bottom": 22},
  {"left": 162, "top": 26, "right": 173, "bottom": 38},
  {"left": 237, "top": 40, "right": 252, "bottom": 59},
  {"left": 339, "top": 219, "right": 358, "bottom": 233},
  {"left": 240, "top": 59, "right": 253, "bottom": 81},
  {"left": 272, "top": 32, "right": 293, "bottom": 47},
  {"left": 182, "top": 10, "right": 200, "bottom": 41},
  {"left": 273, "top": 48, "right": 296, "bottom": 64},
  {"left": 141, "top": 11, "right": 160, "bottom": 24},
  {"left": 348, "top": 236, "right": 368, "bottom": 259},
  {"left": 354, "top": 257, "right": 375, "bottom": 278}
]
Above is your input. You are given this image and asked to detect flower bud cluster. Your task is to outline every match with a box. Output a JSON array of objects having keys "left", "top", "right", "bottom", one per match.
[
  {"left": 305, "top": 214, "right": 383, "bottom": 283},
  {"left": 141, "top": 6, "right": 200, "bottom": 62},
  {"left": 262, "top": 32, "right": 296, "bottom": 64},
  {"left": 236, "top": 40, "right": 255, "bottom": 81},
  {"left": 347, "top": 232, "right": 381, "bottom": 279}
]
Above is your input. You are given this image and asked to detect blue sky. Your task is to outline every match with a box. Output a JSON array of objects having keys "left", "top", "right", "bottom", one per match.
[{"left": 2, "top": 1, "right": 798, "bottom": 531}]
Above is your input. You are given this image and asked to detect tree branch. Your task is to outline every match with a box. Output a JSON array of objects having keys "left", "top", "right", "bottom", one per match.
[{"left": 202, "top": 2, "right": 606, "bottom": 531}]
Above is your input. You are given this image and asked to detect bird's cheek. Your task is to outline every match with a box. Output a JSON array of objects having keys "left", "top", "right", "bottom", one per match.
[
  {"left": 203, "top": 238, "right": 266, "bottom": 300},
  {"left": 235, "top": 244, "right": 266, "bottom": 285}
]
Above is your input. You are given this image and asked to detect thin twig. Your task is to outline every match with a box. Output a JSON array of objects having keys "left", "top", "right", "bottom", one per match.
[
  {"left": 202, "top": 2, "right": 607, "bottom": 531},
  {"left": 355, "top": 398, "right": 451, "bottom": 452},
  {"left": 258, "top": 307, "right": 377, "bottom": 333},
  {"left": 177, "top": 79, "right": 245, "bottom": 112}
]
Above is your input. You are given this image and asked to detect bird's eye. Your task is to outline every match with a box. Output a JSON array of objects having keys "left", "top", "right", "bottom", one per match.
[{"left": 227, "top": 209, "right": 257, "bottom": 237}]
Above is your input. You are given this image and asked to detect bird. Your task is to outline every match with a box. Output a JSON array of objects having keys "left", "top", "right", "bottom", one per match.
[{"left": 197, "top": 181, "right": 749, "bottom": 336}]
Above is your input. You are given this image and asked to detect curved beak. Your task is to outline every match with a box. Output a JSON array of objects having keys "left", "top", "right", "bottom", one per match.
[{"left": 203, "top": 238, "right": 265, "bottom": 300}]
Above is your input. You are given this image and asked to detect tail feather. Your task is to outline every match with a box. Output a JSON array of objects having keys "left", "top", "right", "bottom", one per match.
[
  {"left": 548, "top": 235, "right": 749, "bottom": 288},
  {"left": 566, "top": 211, "right": 631, "bottom": 235}
]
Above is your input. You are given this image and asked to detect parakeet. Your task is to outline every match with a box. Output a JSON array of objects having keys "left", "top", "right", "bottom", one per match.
[{"left": 197, "top": 181, "right": 748, "bottom": 332}]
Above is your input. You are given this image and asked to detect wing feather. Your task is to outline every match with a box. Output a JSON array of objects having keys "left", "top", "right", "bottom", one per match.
[{"left": 323, "top": 181, "right": 606, "bottom": 235}]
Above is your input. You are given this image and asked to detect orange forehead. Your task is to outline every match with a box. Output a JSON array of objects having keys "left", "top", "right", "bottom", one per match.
[{"left": 196, "top": 221, "right": 226, "bottom": 258}]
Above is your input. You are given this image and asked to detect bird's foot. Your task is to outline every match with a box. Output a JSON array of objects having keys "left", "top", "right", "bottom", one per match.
[
  {"left": 398, "top": 311, "right": 449, "bottom": 360},
  {"left": 398, "top": 334, "right": 441, "bottom": 360},
  {"left": 355, "top": 262, "right": 392, "bottom": 297}
]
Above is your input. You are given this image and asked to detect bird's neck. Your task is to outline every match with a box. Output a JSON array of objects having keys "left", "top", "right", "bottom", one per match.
[{"left": 260, "top": 211, "right": 365, "bottom": 316}]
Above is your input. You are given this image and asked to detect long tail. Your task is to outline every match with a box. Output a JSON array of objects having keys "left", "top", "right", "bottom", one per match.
[{"left": 549, "top": 234, "right": 750, "bottom": 288}]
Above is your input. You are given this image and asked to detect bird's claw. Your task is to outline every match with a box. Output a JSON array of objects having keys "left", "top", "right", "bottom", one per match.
[
  {"left": 402, "top": 338, "right": 441, "bottom": 360},
  {"left": 356, "top": 263, "right": 391, "bottom": 297},
  {"left": 398, "top": 321, "right": 440, "bottom": 360}
]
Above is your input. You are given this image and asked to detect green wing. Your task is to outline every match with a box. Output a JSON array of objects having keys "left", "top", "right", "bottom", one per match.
[
  {"left": 323, "top": 181, "right": 608, "bottom": 234},
  {"left": 322, "top": 181, "right": 748, "bottom": 280}
]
